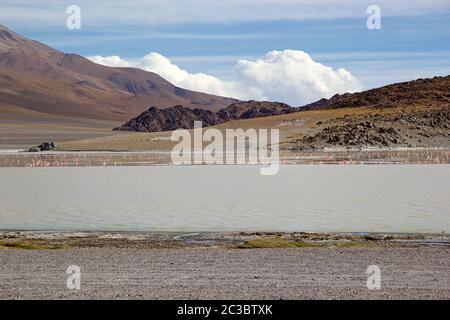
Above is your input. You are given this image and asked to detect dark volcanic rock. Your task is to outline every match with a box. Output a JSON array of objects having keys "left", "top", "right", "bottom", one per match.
[
  {"left": 217, "top": 101, "right": 293, "bottom": 121},
  {"left": 28, "top": 141, "right": 57, "bottom": 152},
  {"left": 113, "top": 106, "right": 220, "bottom": 132},
  {"left": 114, "top": 101, "right": 294, "bottom": 132}
]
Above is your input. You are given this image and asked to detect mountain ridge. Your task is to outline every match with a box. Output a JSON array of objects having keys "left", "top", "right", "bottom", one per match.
[
  {"left": 0, "top": 24, "right": 237, "bottom": 123},
  {"left": 302, "top": 76, "right": 450, "bottom": 110},
  {"left": 113, "top": 101, "right": 294, "bottom": 132},
  {"left": 112, "top": 75, "right": 450, "bottom": 133}
]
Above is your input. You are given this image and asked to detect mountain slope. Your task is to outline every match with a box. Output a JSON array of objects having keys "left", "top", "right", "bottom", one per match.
[
  {"left": 302, "top": 76, "right": 450, "bottom": 110},
  {"left": 112, "top": 76, "right": 450, "bottom": 135},
  {"left": 282, "top": 76, "right": 450, "bottom": 150},
  {"left": 0, "top": 24, "right": 238, "bottom": 147},
  {"left": 0, "top": 24, "right": 237, "bottom": 147},
  {"left": 59, "top": 75, "right": 450, "bottom": 152}
]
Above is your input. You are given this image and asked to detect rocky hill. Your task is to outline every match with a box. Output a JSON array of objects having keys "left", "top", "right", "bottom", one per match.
[
  {"left": 114, "top": 101, "right": 294, "bottom": 132},
  {"left": 302, "top": 76, "right": 450, "bottom": 110},
  {"left": 290, "top": 107, "right": 449, "bottom": 150},
  {"left": 286, "top": 76, "right": 450, "bottom": 150},
  {"left": 217, "top": 101, "right": 292, "bottom": 120},
  {"left": 60, "top": 74, "right": 450, "bottom": 152}
]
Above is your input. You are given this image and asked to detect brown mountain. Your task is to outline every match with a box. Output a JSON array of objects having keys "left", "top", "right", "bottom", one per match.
[
  {"left": 114, "top": 101, "right": 293, "bottom": 132},
  {"left": 112, "top": 75, "right": 450, "bottom": 134},
  {"left": 289, "top": 76, "right": 450, "bottom": 150},
  {"left": 59, "top": 75, "right": 450, "bottom": 152},
  {"left": 0, "top": 24, "right": 236, "bottom": 147},
  {"left": 114, "top": 75, "right": 449, "bottom": 151},
  {"left": 301, "top": 75, "right": 450, "bottom": 110}
]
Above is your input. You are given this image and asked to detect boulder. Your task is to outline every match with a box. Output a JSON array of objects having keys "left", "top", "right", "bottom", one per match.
[
  {"left": 28, "top": 146, "right": 41, "bottom": 152},
  {"left": 28, "top": 141, "right": 57, "bottom": 152}
]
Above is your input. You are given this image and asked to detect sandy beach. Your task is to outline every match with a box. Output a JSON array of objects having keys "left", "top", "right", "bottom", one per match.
[{"left": 1, "top": 232, "right": 449, "bottom": 300}]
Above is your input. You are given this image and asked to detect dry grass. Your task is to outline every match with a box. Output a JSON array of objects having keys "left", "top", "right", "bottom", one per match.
[
  {"left": 56, "top": 104, "right": 448, "bottom": 153},
  {"left": 58, "top": 107, "right": 377, "bottom": 152}
]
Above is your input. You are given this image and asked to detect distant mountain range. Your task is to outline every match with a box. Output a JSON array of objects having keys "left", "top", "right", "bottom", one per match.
[
  {"left": 0, "top": 24, "right": 236, "bottom": 125},
  {"left": 114, "top": 76, "right": 450, "bottom": 133},
  {"left": 1, "top": 24, "right": 449, "bottom": 150}
]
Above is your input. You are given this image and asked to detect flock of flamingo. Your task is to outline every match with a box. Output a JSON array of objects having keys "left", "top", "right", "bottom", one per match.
[{"left": 0, "top": 149, "right": 448, "bottom": 167}]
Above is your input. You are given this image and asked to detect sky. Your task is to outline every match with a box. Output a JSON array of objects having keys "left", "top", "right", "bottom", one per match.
[{"left": 1, "top": 0, "right": 450, "bottom": 106}]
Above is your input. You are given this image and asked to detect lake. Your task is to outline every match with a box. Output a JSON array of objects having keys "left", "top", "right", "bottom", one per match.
[{"left": 0, "top": 165, "right": 449, "bottom": 233}]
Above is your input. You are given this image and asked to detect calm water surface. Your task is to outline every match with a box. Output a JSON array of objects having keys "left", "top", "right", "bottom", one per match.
[{"left": 0, "top": 165, "right": 449, "bottom": 233}]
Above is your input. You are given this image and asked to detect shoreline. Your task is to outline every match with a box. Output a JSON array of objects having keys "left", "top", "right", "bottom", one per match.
[
  {"left": 1, "top": 231, "right": 449, "bottom": 250},
  {"left": 1, "top": 146, "right": 448, "bottom": 152},
  {"left": 0, "top": 147, "right": 449, "bottom": 167}
]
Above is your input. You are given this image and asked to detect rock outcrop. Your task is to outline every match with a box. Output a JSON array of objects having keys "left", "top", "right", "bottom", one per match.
[
  {"left": 113, "top": 101, "right": 294, "bottom": 132},
  {"left": 290, "top": 107, "right": 450, "bottom": 151},
  {"left": 28, "top": 141, "right": 57, "bottom": 152}
]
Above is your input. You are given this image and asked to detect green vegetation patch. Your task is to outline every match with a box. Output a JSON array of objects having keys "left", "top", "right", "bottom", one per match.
[
  {"left": 235, "top": 238, "right": 323, "bottom": 249},
  {"left": 0, "top": 241, "right": 69, "bottom": 250},
  {"left": 234, "top": 237, "right": 381, "bottom": 249}
]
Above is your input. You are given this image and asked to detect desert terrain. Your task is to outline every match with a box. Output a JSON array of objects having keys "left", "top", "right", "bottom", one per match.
[
  {"left": 56, "top": 105, "right": 449, "bottom": 152},
  {"left": 0, "top": 24, "right": 235, "bottom": 149},
  {"left": 1, "top": 24, "right": 449, "bottom": 153},
  {"left": 56, "top": 76, "right": 449, "bottom": 153}
]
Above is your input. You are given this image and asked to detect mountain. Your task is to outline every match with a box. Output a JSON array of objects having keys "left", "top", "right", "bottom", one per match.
[
  {"left": 301, "top": 76, "right": 450, "bottom": 110},
  {"left": 112, "top": 76, "right": 450, "bottom": 134},
  {"left": 287, "top": 76, "right": 450, "bottom": 150},
  {"left": 216, "top": 100, "right": 293, "bottom": 121},
  {"left": 59, "top": 74, "right": 450, "bottom": 152},
  {"left": 114, "top": 106, "right": 219, "bottom": 132},
  {"left": 107, "top": 75, "right": 449, "bottom": 152},
  {"left": 113, "top": 101, "right": 293, "bottom": 132},
  {"left": 0, "top": 24, "right": 236, "bottom": 146}
]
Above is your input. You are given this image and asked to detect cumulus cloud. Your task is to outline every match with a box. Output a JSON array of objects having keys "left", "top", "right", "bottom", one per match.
[
  {"left": 88, "top": 50, "right": 362, "bottom": 106},
  {"left": 89, "top": 53, "right": 263, "bottom": 101},
  {"left": 87, "top": 55, "right": 132, "bottom": 67},
  {"left": 134, "top": 53, "right": 259, "bottom": 100},
  {"left": 235, "top": 50, "right": 362, "bottom": 105}
]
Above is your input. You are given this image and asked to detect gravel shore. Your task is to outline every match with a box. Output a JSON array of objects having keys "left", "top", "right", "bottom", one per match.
[{"left": 1, "top": 246, "right": 449, "bottom": 299}]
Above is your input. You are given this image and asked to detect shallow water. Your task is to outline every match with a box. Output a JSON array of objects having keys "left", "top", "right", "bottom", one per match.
[
  {"left": 0, "top": 165, "right": 449, "bottom": 233},
  {"left": 0, "top": 148, "right": 449, "bottom": 167}
]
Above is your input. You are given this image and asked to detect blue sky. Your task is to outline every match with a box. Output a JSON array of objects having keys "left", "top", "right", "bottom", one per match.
[{"left": 1, "top": 0, "right": 449, "bottom": 104}]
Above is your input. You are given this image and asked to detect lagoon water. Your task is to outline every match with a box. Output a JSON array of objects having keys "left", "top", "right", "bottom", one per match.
[{"left": 0, "top": 165, "right": 449, "bottom": 233}]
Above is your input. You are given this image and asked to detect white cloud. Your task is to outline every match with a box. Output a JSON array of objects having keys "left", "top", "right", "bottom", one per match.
[
  {"left": 235, "top": 50, "right": 362, "bottom": 105},
  {"left": 88, "top": 50, "right": 362, "bottom": 106},
  {"left": 89, "top": 53, "right": 263, "bottom": 101},
  {"left": 87, "top": 55, "right": 131, "bottom": 67}
]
